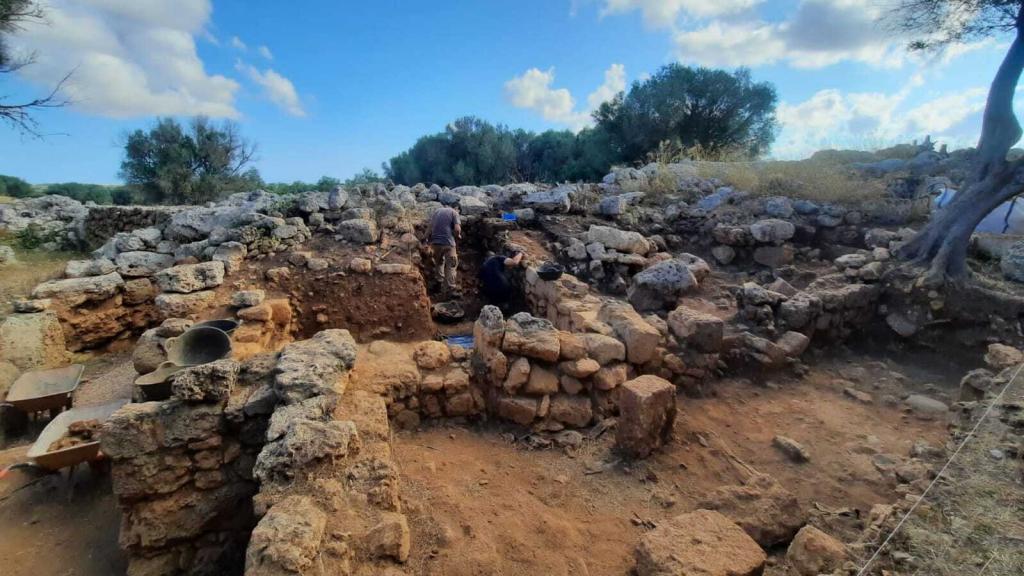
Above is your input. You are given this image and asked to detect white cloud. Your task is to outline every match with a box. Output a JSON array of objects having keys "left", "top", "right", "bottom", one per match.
[
  {"left": 587, "top": 63, "right": 626, "bottom": 110},
  {"left": 257, "top": 45, "right": 273, "bottom": 60},
  {"left": 504, "top": 68, "right": 589, "bottom": 130},
  {"left": 904, "top": 88, "right": 988, "bottom": 133},
  {"left": 230, "top": 35, "right": 247, "bottom": 51},
  {"left": 236, "top": 62, "right": 305, "bottom": 117},
  {"left": 505, "top": 64, "right": 626, "bottom": 131},
  {"left": 9, "top": 0, "right": 238, "bottom": 118},
  {"left": 774, "top": 83, "right": 990, "bottom": 158},
  {"left": 672, "top": 0, "right": 907, "bottom": 69},
  {"left": 601, "top": 0, "right": 762, "bottom": 27}
]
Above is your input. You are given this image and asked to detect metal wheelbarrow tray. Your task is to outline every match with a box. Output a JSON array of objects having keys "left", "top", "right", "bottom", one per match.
[
  {"left": 4, "top": 364, "right": 85, "bottom": 414},
  {"left": 26, "top": 400, "right": 128, "bottom": 471}
]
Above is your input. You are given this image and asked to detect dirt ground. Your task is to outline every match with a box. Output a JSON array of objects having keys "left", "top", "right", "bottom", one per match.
[
  {"left": 0, "top": 314, "right": 973, "bottom": 576},
  {"left": 0, "top": 353, "right": 133, "bottom": 576},
  {"left": 391, "top": 347, "right": 953, "bottom": 576}
]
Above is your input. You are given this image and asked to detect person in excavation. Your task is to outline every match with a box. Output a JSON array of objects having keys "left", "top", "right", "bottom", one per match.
[
  {"left": 480, "top": 250, "right": 525, "bottom": 311},
  {"left": 427, "top": 204, "right": 462, "bottom": 295}
]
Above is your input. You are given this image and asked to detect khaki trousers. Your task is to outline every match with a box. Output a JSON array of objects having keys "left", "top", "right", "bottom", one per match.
[{"left": 430, "top": 244, "right": 458, "bottom": 290}]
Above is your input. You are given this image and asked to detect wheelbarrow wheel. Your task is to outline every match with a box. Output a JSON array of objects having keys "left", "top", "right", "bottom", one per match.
[{"left": 0, "top": 403, "right": 28, "bottom": 436}]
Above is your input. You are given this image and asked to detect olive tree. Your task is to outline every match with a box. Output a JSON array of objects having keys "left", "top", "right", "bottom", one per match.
[
  {"left": 894, "top": 0, "right": 1024, "bottom": 281},
  {"left": 120, "top": 117, "right": 259, "bottom": 204}
]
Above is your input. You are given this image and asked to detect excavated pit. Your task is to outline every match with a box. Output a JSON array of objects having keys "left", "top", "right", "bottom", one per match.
[{"left": 5, "top": 181, "right": 1024, "bottom": 576}]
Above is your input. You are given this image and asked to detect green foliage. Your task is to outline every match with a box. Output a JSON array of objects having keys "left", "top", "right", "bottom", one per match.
[
  {"left": 42, "top": 182, "right": 140, "bottom": 204},
  {"left": 387, "top": 117, "right": 520, "bottom": 186},
  {"left": 14, "top": 221, "right": 58, "bottom": 249},
  {"left": 594, "top": 64, "right": 778, "bottom": 162},
  {"left": 385, "top": 65, "right": 777, "bottom": 187},
  {"left": 343, "top": 168, "right": 385, "bottom": 187},
  {"left": 119, "top": 117, "right": 259, "bottom": 204},
  {"left": 0, "top": 174, "right": 34, "bottom": 198},
  {"left": 385, "top": 118, "right": 615, "bottom": 186}
]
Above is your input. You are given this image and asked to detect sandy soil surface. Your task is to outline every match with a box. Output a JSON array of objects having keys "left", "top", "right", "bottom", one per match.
[
  {"left": 0, "top": 353, "right": 133, "bottom": 576},
  {"left": 0, "top": 327, "right": 964, "bottom": 576},
  {"left": 392, "top": 352, "right": 951, "bottom": 576}
]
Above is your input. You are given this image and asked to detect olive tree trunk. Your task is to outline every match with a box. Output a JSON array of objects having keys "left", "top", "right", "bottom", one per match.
[{"left": 899, "top": 21, "right": 1024, "bottom": 282}]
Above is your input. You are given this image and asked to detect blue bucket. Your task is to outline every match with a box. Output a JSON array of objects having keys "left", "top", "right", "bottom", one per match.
[
  {"left": 445, "top": 334, "right": 474, "bottom": 349},
  {"left": 501, "top": 212, "right": 518, "bottom": 222}
]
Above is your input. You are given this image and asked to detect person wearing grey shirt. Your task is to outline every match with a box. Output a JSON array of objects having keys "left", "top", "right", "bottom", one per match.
[{"left": 427, "top": 205, "right": 462, "bottom": 294}]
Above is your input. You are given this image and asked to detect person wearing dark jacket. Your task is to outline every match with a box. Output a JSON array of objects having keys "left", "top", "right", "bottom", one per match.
[{"left": 479, "top": 250, "right": 524, "bottom": 308}]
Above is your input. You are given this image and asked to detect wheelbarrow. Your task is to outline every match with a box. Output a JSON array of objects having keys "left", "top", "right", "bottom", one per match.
[
  {"left": 26, "top": 399, "right": 128, "bottom": 472},
  {"left": 0, "top": 399, "right": 129, "bottom": 499},
  {"left": 1, "top": 364, "right": 84, "bottom": 435},
  {"left": 133, "top": 325, "right": 233, "bottom": 402}
]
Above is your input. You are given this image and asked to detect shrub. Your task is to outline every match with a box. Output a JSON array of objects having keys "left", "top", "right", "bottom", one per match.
[{"left": 15, "top": 222, "right": 60, "bottom": 249}]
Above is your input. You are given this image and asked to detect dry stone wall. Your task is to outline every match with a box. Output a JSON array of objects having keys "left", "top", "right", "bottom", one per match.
[
  {"left": 102, "top": 328, "right": 412, "bottom": 576},
  {"left": 83, "top": 205, "right": 183, "bottom": 249}
]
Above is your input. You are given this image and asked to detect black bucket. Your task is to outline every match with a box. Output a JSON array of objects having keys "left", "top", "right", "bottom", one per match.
[
  {"left": 165, "top": 326, "right": 233, "bottom": 367},
  {"left": 194, "top": 319, "right": 240, "bottom": 334}
]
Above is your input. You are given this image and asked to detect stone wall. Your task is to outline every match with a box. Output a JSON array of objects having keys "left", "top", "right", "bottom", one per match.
[
  {"left": 101, "top": 357, "right": 265, "bottom": 576},
  {"left": 102, "top": 328, "right": 411, "bottom": 576},
  {"left": 82, "top": 206, "right": 183, "bottom": 249}
]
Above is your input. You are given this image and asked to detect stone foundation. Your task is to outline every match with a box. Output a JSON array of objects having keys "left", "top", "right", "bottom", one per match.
[{"left": 102, "top": 328, "right": 411, "bottom": 576}]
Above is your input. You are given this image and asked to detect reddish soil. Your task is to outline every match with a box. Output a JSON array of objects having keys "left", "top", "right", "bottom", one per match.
[
  {"left": 239, "top": 237, "right": 437, "bottom": 343},
  {"left": 392, "top": 355, "right": 949, "bottom": 576}
]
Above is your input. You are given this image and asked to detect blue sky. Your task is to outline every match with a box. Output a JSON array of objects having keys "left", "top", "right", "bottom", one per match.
[{"left": 0, "top": 0, "right": 1011, "bottom": 184}]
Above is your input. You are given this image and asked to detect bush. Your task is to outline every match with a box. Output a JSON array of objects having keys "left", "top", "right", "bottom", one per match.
[
  {"left": 0, "top": 175, "right": 35, "bottom": 198},
  {"left": 15, "top": 222, "right": 60, "bottom": 249}
]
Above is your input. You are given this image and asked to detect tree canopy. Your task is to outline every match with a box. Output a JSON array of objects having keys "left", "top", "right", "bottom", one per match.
[
  {"left": 385, "top": 65, "right": 778, "bottom": 187},
  {"left": 119, "top": 117, "right": 260, "bottom": 204},
  {"left": 594, "top": 64, "right": 778, "bottom": 162},
  {"left": 0, "top": 173, "right": 32, "bottom": 197},
  {"left": 384, "top": 118, "right": 619, "bottom": 186}
]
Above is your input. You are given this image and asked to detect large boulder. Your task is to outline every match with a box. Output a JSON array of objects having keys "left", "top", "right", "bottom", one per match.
[
  {"left": 698, "top": 474, "right": 806, "bottom": 547},
  {"left": 635, "top": 509, "right": 766, "bottom": 576},
  {"left": 115, "top": 251, "right": 175, "bottom": 277},
  {"left": 786, "top": 525, "right": 847, "bottom": 576},
  {"left": 628, "top": 255, "right": 710, "bottom": 311},
  {"left": 164, "top": 191, "right": 278, "bottom": 242},
  {"left": 501, "top": 312, "right": 560, "bottom": 362},
  {"left": 253, "top": 419, "right": 359, "bottom": 484},
  {"left": 64, "top": 258, "right": 116, "bottom": 278},
  {"left": 750, "top": 219, "right": 796, "bottom": 244},
  {"left": 0, "top": 311, "right": 70, "bottom": 370},
  {"left": 155, "top": 291, "right": 217, "bottom": 318},
  {"left": 171, "top": 359, "right": 239, "bottom": 403},
  {"left": 523, "top": 185, "right": 573, "bottom": 213},
  {"left": 667, "top": 306, "right": 724, "bottom": 351},
  {"left": 336, "top": 218, "right": 379, "bottom": 244},
  {"left": 31, "top": 272, "right": 124, "bottom": 307},
  {"left": 154, "top": 261, "right": 226, "bottom": 294},
  {"left": 586, "top": 225, "right": 650, "bottom": 255},
  {"left": 598, "top": 302, "right": 661, "bottom": 364},
  {"left": 246, "top": 496, "right": 327, "bottom": 575},
  {"left": 274, "top": 329, "right": 358, "bottom": 404}
]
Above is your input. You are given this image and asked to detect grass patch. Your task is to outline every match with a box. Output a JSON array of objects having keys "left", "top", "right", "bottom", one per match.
[
  {"left": 0, "top": 243, "right": 81, "bottom": 319},
  {"left": 860, "top": 376, "right": 1024, "bottom": 576},
  {"left": 693, "top": 158, "right": 888, "bottom": 206},
  {"left": 0, "top": 195, "right": 16, "bottom": 205}
]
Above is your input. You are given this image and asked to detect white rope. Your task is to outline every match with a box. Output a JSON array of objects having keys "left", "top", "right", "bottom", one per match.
[{"left": 854, "top": 360, "right": 1024, "bottom": 576}]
